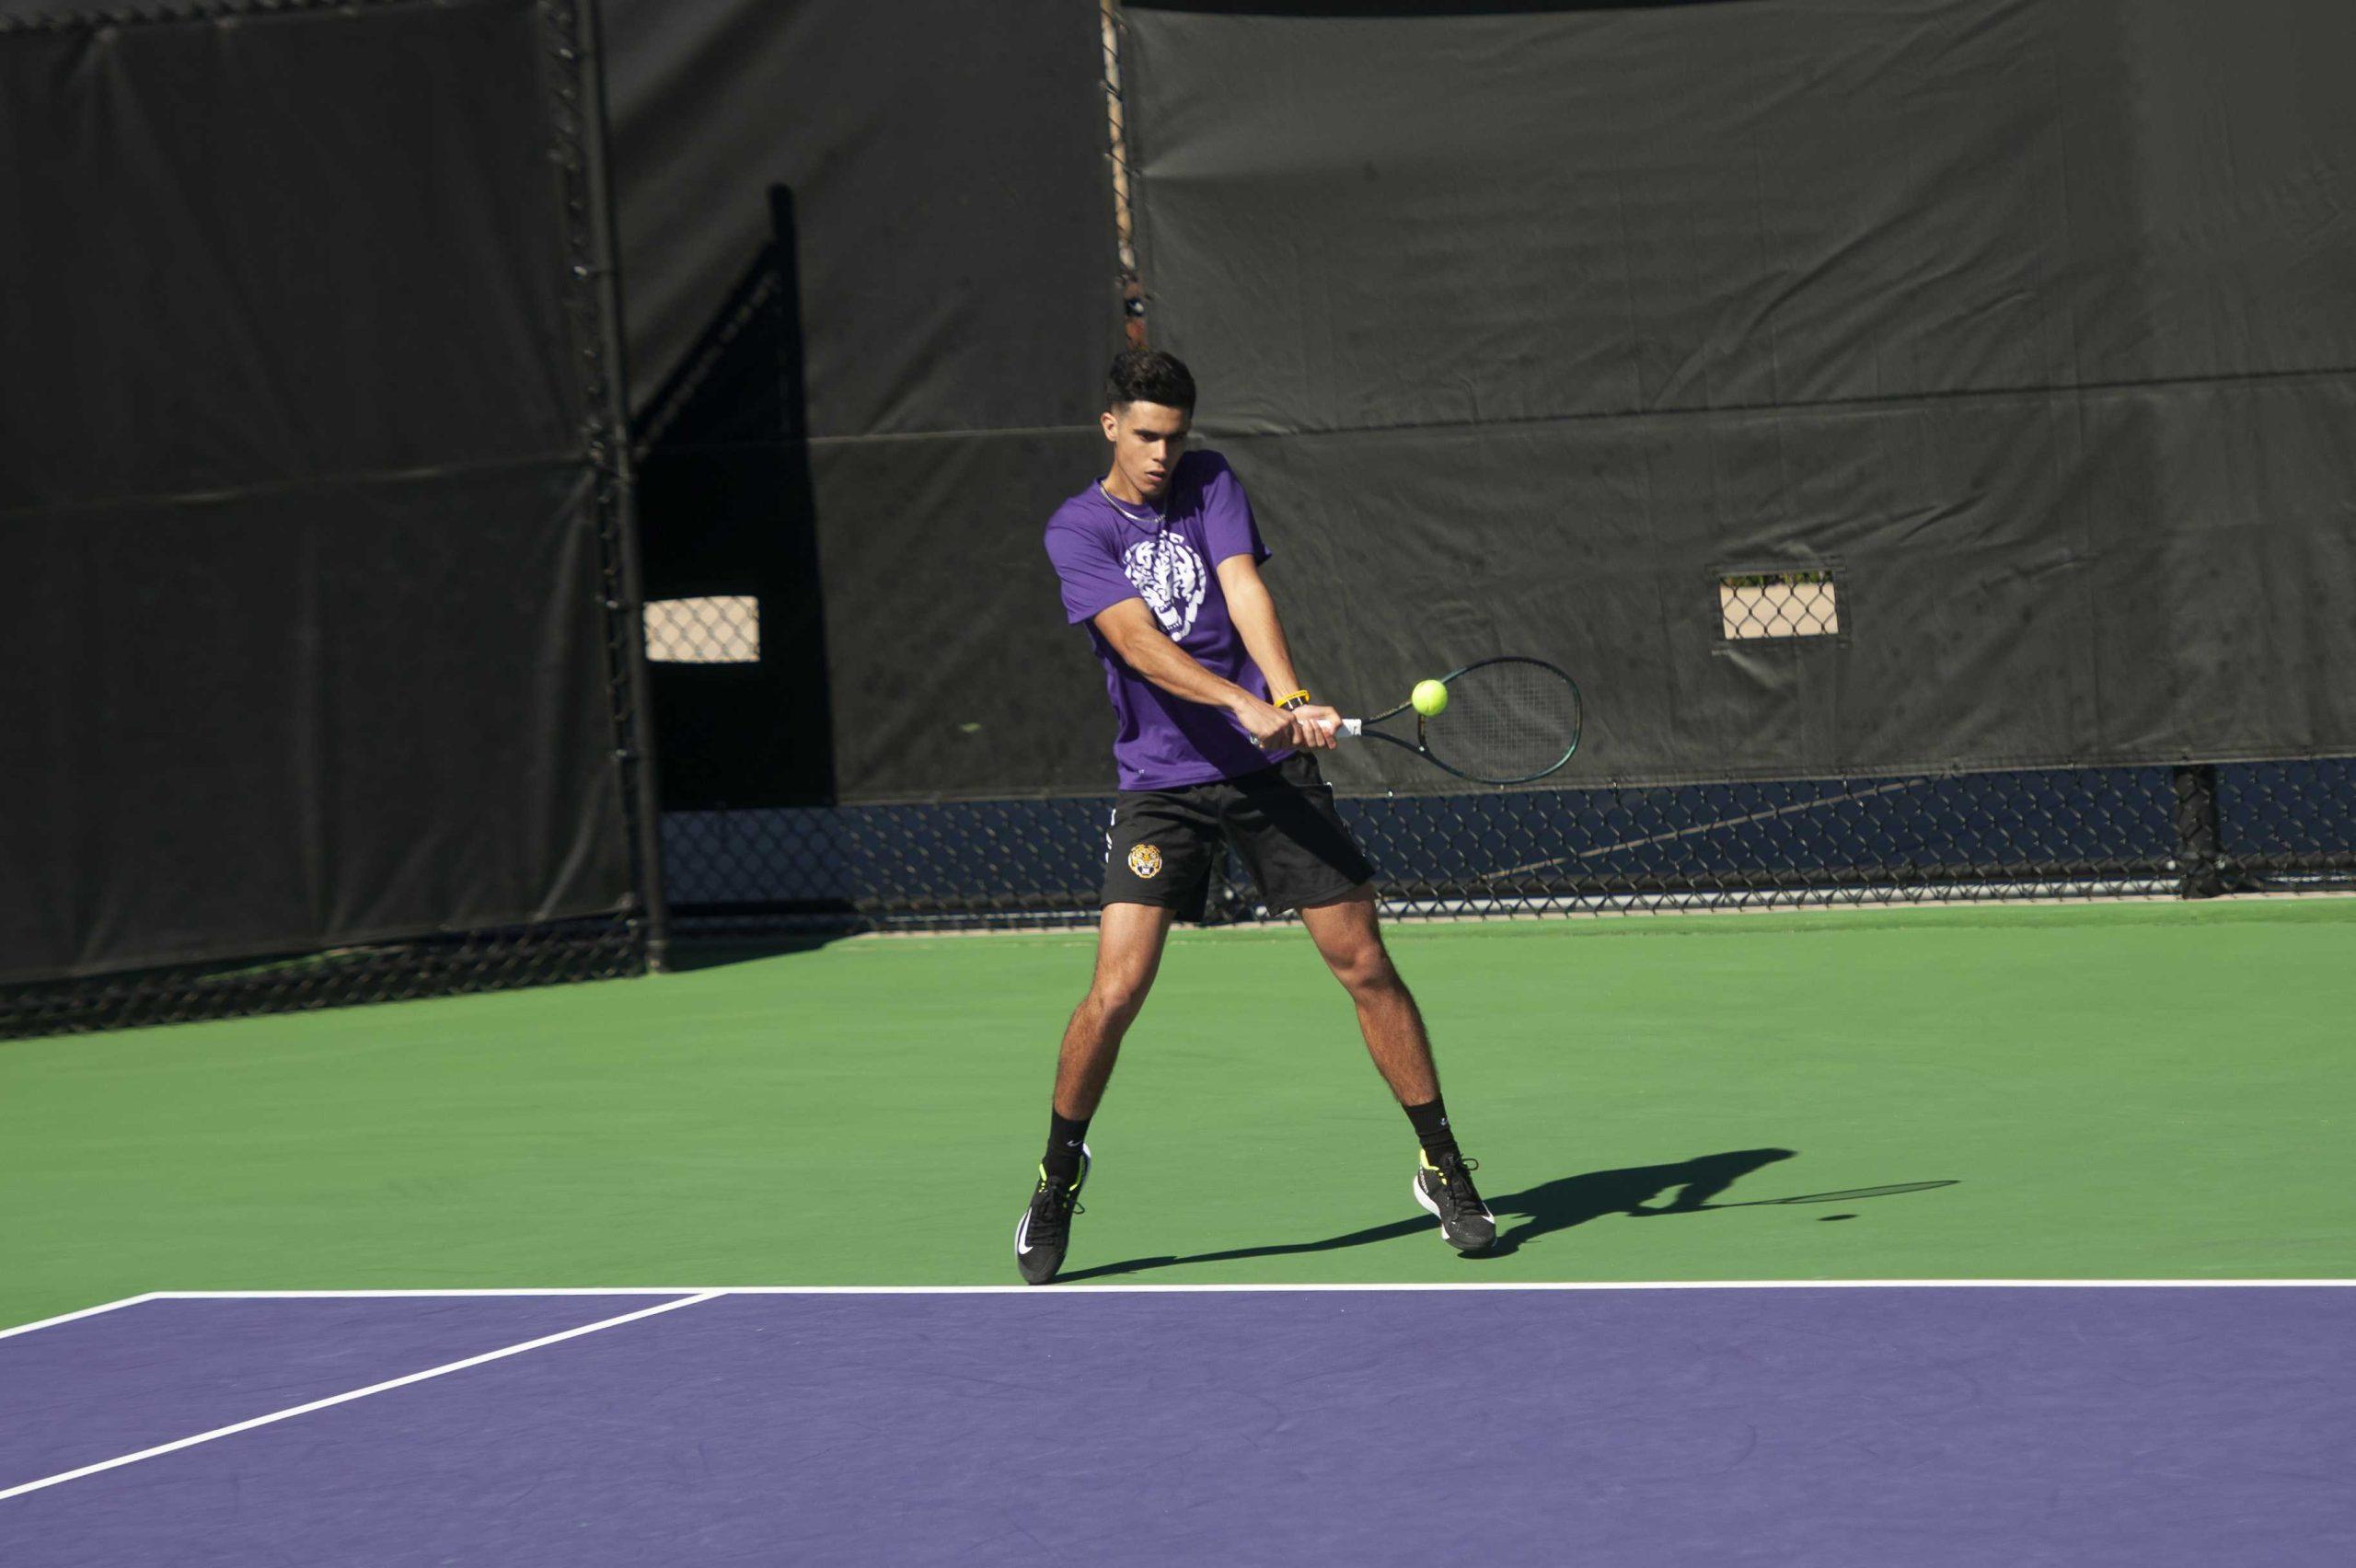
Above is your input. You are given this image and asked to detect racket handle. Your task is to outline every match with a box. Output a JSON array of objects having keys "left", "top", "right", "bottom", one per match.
[
  {"left": 1264, "top": 717, "right": 1359, "bottom": 746},
  {"left": 1302, "top": 716, "right": 1359, "bottom": 741}
]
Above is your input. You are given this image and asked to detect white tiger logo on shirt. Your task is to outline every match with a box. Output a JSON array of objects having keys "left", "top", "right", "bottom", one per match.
[{"left": 1122, "top": 532, "right": 1207, "bottom": 639}]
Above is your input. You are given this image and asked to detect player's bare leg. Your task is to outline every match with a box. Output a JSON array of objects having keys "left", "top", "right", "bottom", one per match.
[
  {"left": 1300, "top": 886, "right": 1495, "bottom": 1252},
  {"left": 1053, "top": 900, "right": 1176, "bottom": 1118},
  {"left": 1017, "top": 901, "right": 1174, "bottom": 1284},
  {"left": 1298, "top": 886, "right": 1438, "bottom": 1103}
]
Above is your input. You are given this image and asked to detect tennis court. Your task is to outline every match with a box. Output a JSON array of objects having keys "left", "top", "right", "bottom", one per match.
[
  {"left": 10, "top": 1, "right": 2356, "bottom": 1561},
  {"left": 6, "top": 901, "right": 2353, "bottom": 1562}
]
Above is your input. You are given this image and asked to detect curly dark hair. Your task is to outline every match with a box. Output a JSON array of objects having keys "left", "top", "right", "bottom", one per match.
[{"left": 1105, "top": 350, "right": 1196, "bottom": 414}]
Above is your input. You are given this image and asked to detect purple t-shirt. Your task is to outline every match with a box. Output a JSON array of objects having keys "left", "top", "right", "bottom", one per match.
[{"left": 1044, "top": 450, "right": 1292, "bottom": 790}]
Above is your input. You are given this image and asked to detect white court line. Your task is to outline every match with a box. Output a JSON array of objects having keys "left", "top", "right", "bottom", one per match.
[
  {"left": 0, "top": 1290, "right": 722, "bottom": 1505},
  {"left": 10, "top": 1278, "right": 2346, "bottom": 1342},
  {"left": 6, "top": 1280, "right": 2345, "bottom": 1499},
  {"left": 0, "top": 1294, "right": 159, "bottom": 1342},
  {"left": 130, "top": 1278, "right": 2356, "bottom": 1298}
]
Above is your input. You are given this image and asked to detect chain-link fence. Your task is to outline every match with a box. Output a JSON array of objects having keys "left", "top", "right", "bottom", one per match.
[
  {"left": 661, "top": 756, "right": 2356, "bottom": 935},
  {"left": 15, "top": 5, "right": 2353, "bottom": 1045},
  {"left": 647, "top": 6, "right": 2356, "bottom": 939},
  {"left": 0, "top": 920, "right": 647, "bottom": 1042}
]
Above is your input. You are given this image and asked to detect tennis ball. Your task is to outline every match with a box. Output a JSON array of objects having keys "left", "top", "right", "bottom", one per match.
[{"left": 1412, "top": 679, "right": 1449, "bottom": 718}]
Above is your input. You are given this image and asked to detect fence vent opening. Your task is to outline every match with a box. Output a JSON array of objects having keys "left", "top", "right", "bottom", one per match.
[
  {"left": 1719, "top": 571, "right": 1838, "bottom": 640},
  {"left": 644, "top": 596, "right": 760, "bottom": 663}
]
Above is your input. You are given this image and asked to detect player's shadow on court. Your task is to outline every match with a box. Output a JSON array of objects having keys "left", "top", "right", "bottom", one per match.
[{"left": 1056, "top": 1147, "right": 1813, "bottom": 1281}]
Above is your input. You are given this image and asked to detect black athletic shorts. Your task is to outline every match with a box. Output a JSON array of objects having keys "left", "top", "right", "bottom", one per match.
[{"left": 1102, "top": 753, "right": 1375, "bottom": 919}]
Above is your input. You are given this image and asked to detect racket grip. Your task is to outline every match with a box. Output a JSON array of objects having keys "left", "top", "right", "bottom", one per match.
[{"left": 1268, "top": 717, "right": 1358, "bottom": 745}]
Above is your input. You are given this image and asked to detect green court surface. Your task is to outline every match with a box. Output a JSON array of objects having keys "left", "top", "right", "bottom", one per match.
[{"left": 5, "top": 899, "right": 2352, "bottom": 1330}]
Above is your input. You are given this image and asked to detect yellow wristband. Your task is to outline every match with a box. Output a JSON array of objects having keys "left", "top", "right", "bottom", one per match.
[{"left": 1276, "top": 689, "right": 1312, "bottom": 710}]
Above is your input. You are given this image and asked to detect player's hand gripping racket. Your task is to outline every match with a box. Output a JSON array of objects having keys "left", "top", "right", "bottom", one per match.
[{"left": 1318, "top": 657, "right": 1582, "bottom": 785}]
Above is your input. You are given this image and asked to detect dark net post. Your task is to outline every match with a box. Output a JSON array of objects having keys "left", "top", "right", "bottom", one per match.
[
  {"left": 2171, "top": 764, "right": 2228, "bottom": 900},
  {"left": 557, "top": 0, "right": 672, "bottom": 970}
]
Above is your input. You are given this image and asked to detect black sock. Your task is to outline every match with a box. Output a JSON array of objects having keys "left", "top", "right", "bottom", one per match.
[
  {"left": 1043, "top": 1109, "right": 1091, "bottom": 1184},
  {"left": 1403, "top": 1096, "right": 1461, "bottom": 1164}
]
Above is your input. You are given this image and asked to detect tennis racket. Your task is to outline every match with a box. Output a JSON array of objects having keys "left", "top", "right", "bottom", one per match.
[{"left": 1317, "top": 656, "right": 1582, "bottom": 786}]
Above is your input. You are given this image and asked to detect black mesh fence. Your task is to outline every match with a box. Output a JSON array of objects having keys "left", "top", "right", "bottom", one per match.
[
  {"left": 636, "top": 6, "right": 2356, "bottom": 937},
  {"left": 15, "top": 3, "right": 2355, "bottom": 1046},
  {"left": 0, "top": 0, "right": 660, "bottom": 1043},
  {"left": 0, "top": 921, "right": 647, "bottom": 1042},
  {"left": 663, "top": 756, "right": 2356, "bottom": 935}
]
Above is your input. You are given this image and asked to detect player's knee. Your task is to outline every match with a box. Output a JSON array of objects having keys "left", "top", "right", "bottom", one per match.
[
  {"left": 1328, "top": 943, "right": 1399, "bottom": 998},
  {"left": 1090, "top": 970, "right": 1155, "bottom": 1022}
]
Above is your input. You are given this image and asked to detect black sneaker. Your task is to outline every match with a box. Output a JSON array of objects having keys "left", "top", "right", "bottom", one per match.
[
  {"left": 1413, "top": 1151, "right": 1496, "bottom": 1253},
  {"left": 1014, "top": 1144, "right": 1091, "bottom": 1286}
]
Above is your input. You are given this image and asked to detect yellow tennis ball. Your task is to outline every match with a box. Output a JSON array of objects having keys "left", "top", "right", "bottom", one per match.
[{"left": 1412, "top": 679, "right": 1449, "bottom": 717}]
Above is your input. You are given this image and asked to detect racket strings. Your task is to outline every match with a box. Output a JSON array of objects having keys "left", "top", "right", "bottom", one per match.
[{"left": 1425, "top": 661, "right": 1580, "bottom": 784}]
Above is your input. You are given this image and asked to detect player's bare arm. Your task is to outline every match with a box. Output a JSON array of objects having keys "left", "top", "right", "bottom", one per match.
[
  {"left": 1091, "top": 597, "right": 1311, "bottom": 753},
  {"left": 1215, "top": 554, "right": 1340, "bottom": 749}
]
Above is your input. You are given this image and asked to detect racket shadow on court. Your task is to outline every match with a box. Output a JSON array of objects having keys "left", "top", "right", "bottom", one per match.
[{"left": 1058, "top": 1148, "right": 1958, "bottom": 1281}]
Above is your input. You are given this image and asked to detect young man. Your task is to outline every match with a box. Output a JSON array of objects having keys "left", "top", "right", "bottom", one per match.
[{"left": 1015, "top": 349, "right": 1494, "bottom": 1285}]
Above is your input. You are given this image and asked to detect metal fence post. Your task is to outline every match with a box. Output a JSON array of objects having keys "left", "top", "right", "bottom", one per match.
[
  {"left": 2171, "top": 764, "right": 2227, "bottom": 899},
  {"left": 551, "top": 0, "right": 671, "bottom": 971}
]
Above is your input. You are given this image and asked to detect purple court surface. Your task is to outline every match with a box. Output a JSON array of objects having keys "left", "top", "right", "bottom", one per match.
[{"left": 3, "top": 1285, "right": 2351, "bottom": 1566}]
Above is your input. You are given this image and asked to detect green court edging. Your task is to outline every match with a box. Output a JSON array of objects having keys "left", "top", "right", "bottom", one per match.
[{"left": 5, "top": 897, "right": 2351, "bottom": 1329}]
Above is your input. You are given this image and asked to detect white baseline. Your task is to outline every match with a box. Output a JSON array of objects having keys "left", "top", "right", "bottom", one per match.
[
  {"left": 7, "top": 1280, "right": 2349, "bottom": 1500},
  {"left": 127, "top": 1278, "right": 2356, "bottom": 1297},
  {"left": 0, "top": 1290, "right": 722, "bottom": 1504}
]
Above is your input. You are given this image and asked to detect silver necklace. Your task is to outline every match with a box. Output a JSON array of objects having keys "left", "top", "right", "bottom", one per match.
[{"left": 1098, "top": 480, "right": 1164, "bottom": 525}]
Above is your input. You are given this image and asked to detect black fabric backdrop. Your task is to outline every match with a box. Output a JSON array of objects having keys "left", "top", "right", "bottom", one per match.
[
  {"left": 14, "top": 0, "right": 2343, "bottom": 854},
  {"left": 0, "top": 1, "right": 634, "bottom": 981},
  {"left": 604, "top": 0, "right": 2356, "bottom": 804},
  {"left": 602, "top": 0, "right": 1126, "bottom": 806},
  {"left": 1123, "top": 0, "right": 2356, "bottom": 792}
]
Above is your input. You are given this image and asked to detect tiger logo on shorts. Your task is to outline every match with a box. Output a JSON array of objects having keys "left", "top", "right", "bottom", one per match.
[{"left": 1127, "top": 843, "right": 1163, "bottom": 879}]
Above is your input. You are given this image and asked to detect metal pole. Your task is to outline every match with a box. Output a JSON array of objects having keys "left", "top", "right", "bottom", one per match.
[
  {"left": 2171, "top": 763, "right": 2226, "bottom": 899},
  {"left": 567, "top": 0, "right": 672, "bottom": 970}
]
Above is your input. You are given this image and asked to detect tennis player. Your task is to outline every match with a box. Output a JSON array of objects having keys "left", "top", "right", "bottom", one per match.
[{"left": 1014, "top": 350, "right": 1494, "bottom": 1284}]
